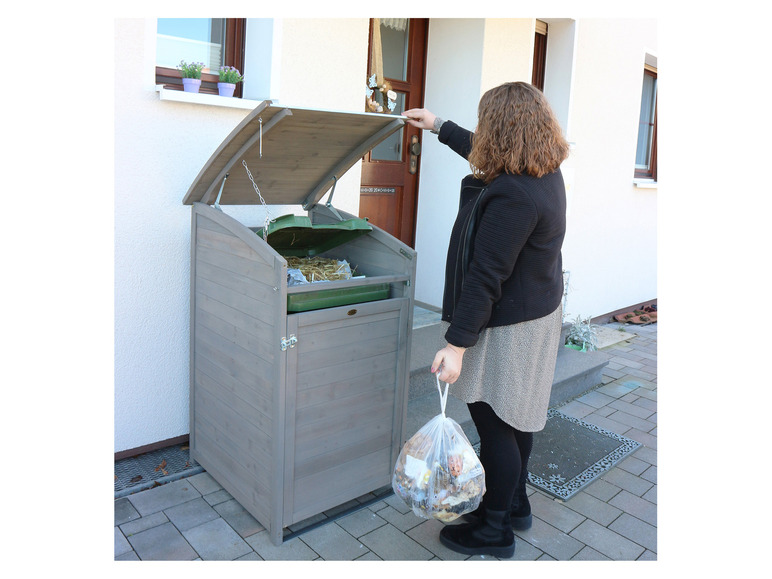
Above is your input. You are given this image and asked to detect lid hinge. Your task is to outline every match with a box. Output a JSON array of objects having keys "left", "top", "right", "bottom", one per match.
[
  {"left": 213, "top": 173, "right": 229, "bottom": 211},
  {"left": 280, "top": 335, "right": 297, "bottom": 351}
]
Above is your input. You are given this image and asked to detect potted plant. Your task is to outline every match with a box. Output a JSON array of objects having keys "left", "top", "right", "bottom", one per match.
[
  {"left": 565, "top": 315, "right": 599, "bottom": 352},
  {"left": 217, "top": 66, "right": 244, "bottom": 97},
  {"left": 177, "top": 60, "right": 205, "bottom": 93}
]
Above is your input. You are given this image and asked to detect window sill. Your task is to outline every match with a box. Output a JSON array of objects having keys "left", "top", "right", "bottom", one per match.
[
  {"left": 155, "top": 85, "right": 265, "bottom": 110},
  {"left": 633, "top": 179, "right": 658, "bottom": 189}
]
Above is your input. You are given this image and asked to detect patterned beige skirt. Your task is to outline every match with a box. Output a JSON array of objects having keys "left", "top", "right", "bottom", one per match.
[{"left": 442, "top": 304, "right": 563, "bottom": 432}]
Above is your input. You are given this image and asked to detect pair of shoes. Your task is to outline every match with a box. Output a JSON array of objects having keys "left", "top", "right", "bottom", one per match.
[
  {"left": 440, "top": 508, "right": 515, "bottom": 558},
  {"left": 462, "top": 494, "right": 532, "bottom": 531}
]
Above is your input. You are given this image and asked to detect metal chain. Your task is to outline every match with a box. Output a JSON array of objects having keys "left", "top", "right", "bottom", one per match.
[{"left": 242, "top": 158, "right": 273, "bottom": 240}]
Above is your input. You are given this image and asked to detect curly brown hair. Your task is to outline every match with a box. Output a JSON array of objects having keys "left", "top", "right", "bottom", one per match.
[{"left": 468, "top": 82, "right": 569, "bottom": 181}]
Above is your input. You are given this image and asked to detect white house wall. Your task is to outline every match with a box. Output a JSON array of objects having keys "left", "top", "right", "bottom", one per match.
[{"left": 560, "top": 19, "right": 658, "bottom": 320}]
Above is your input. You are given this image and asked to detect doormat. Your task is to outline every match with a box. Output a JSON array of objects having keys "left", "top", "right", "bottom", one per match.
[
  {"left": 474, "top": 409, "right": 640, "bottom": 501},
  {"left": 527, "top": 409, "right": 640, "bottom": 500}
]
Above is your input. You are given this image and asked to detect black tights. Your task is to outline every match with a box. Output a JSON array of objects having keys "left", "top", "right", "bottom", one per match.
[{"left": 468, "top": 401, "right": 533, "bottom": 511}]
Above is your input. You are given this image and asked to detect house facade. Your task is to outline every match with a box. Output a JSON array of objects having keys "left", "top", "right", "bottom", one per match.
[{"left": 114, "top": 18, "right": 657, "bottom": 455}]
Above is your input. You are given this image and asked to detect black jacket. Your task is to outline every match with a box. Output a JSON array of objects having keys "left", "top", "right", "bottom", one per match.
[{"left": 438, "top": 120, "right": 567, "bottom": 348}]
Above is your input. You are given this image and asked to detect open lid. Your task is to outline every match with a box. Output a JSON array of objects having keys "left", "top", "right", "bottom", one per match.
[{"left": 183, "top": 101, "right": 406, "bottom": 209}]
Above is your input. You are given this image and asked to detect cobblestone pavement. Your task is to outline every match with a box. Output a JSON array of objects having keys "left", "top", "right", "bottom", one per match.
[{"left": 115, "top": 322, "right": 657, "bottom": 561}]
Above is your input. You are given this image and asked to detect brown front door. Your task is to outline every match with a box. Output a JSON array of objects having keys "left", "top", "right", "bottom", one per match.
[{"left": 360, "top": 18, "right": 428, "bottom": 248}]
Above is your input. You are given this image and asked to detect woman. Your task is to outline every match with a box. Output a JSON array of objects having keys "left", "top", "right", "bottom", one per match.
[{"left": 404, "top": 81, "right": 569, "bottom": 558}]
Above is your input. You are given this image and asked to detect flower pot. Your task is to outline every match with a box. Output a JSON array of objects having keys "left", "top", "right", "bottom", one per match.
[
  {"left": 218, "top": 82, "right": 236, "bottom": 97},
  {"left": 182, "top": 78, "right": 201, "bottom": 93}
]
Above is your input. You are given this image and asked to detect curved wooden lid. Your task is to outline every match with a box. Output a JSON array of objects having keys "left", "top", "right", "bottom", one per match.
[{"left": 183, "top": 101, "right": 405, "bottom": 207}]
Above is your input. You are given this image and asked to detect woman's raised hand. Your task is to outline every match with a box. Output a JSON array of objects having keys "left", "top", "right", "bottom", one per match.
[{"left": 403, "top": 108, "right": 437, "bottom": 131}]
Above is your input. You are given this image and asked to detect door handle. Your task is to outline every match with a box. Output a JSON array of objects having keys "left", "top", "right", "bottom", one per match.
[{"left": 409, "top": 135, "right": 421, "bottom": 174}]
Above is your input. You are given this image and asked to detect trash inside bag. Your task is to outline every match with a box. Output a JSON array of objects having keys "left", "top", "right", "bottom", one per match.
[{"left": 392, "top": 377, "right": 485, "bottom": 521}]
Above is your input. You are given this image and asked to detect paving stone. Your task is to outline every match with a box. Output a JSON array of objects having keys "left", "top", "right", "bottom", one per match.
[
  {"left": 164, "top": 497, "right": 219, "bottom": 532},
  {"left": 602, "top": 469, "right": 654, "bottom": 498},
  {"left": 515, "top": 517, "right": 584, "bottom": 560},
  {"left": 623, "top": 428, "right": 658, "bottom": 450},
  {"left": 355, "top": 550, "right": 383, "bottom": 560},
  {"left": 571, "top": 545, "right": 612, "bottom": 560},
  {"left": 609, "top": 513, "right": 657, "bottom": 553},
  {"left": 606, "top": 409, "right": 655, "bottom": 432},
  {"left": 608, "top": 490, "right": 657, "bottom": 526},
  {"left": 358, "top": 523, "right": 433, "bottom": 560},
  {"left": 245, "top": 530, "right": 319, "bottom": 560},
  {"left": 235, "top": 551, "right": 263, "bottom": 560},
  {"left": 337, "top": 506, "right": 388, "bottom": 538},
  {"left": 641, "top": 465, "right": 657, "bottom": 484},
  {"left": 114, "top": 497, "right": 140, "bottom": 526},
  {"left": 582, "top": 478, "right": 622, "bottom": 502},
  {"left": 126, "top": 479, "right": 201, "bottom": 517},
  {"left": 203, "top": 488, "right": 234, "bottom": 506},
  {"left": 595, "top": 381, "right": 638, "bottom": 399},
  {"left": 405, "top": 519, "right": 467, "bottom": 561},
  {"left": 115, "top": 550, "right": 140, "bottom": 561},
  {"left": 570, "top": 519, "right": 644, "bottom": 561},
  {"left": 115, "top": 527, "right": 132, "bottom": 557},
  {"left": 187, "top": 471, "right": 222, "bottom": 495},
  {"left": 529, "top": 493, "right": 586, "bottom": 533},
  {"left": 563, "top": 491, "right": 623, "bottom": 526},
  {"left": 632, "top": 445, "right": 657, "bottom": 466},
  {"left": 638, "top": 549, "right": 657, "bottom": 560},
  {"left": 120, "top": 511, "right": 169, "bottom": 537},
  {"left": 214, "top": 498, "right": 265, "bottom": 538},
  {"left": 617, "top": 454, "right": 651, "bottom": 476},
  {"left": 615, "top": 375, "right": 656, "bottom": 391},
  {"left": 299, "top": 521, "right": 368, "bottom": 560},
  {"left": 182, "top": 517, "right": 253, "bottom": 560},
  {"left": 126, "top": 521, "right": 197, "bottom": 560},
  {"left": 582, "top": 412, "right": 631, "bottom": 436},
  {"left": 576, "top": 389, "right": 617, "bottom": 409},
  {"left": 556, "top": 399, "right": 595, "bottom": 419},
  {"left": 642, "top": 485, "right": 657, "bottom": 505},
  {"left": 375, "top": 504, "right": 424, "bottom": 532},
  {"left": 609, "top": 399, "right": 655, "bottom": 420}
]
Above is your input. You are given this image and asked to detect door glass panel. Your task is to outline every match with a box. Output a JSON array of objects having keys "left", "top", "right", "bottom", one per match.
[
  {"left": 380, "top": 19, "right": 409, "bottom": 81},
  {"left": 157, "top": 18, "right": 226, "bottom": 72},
  {"left": 371, "top": 92, "right": 406, "bottom": 161}
]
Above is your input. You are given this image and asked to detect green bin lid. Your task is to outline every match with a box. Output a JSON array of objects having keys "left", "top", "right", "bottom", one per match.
[{"left": 256, "top": 214, "right": 372, "bottom": 256}]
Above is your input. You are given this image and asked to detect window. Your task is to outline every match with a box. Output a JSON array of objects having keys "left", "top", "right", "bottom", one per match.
[
  {"left": 155, "top": 18, "right": 246, "bottom": 97},
  {"left": 635, "top": 67, "right": 657, "bottom": 180},
  {"left": 532, "top": 20, "right": 547, "bottom": 91}
]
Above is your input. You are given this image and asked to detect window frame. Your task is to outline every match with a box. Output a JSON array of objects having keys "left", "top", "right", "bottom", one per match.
[
  {"left": 155, "top": 18, "right": 246, "bottom": 97},
  {"left": 634, "top": 67, "right": 657, "bottom": 181}
]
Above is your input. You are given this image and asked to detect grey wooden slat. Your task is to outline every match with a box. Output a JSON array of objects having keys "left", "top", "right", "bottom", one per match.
[
  {"left": 295, "top": 370, "right": 396, "bottom": 409},
  {"left": 291, "top": 448, "right": 392, "bottom": 522},
  {"left": 195, "top": 367, "right": 273, "bottom": 440},
  {"left": 194, "top": 357, "right": 272, "bottom": 420},
  {"left": 197, "top": 277, "right": 277, "bottom": 329},
  {"left": 296, "top": 307, "right": 402, "bottom": 335},
  {"left": 196, "top": 244, "right": 277, "bottom": 283},
  {"left": 295, "top": 351, "right": 399, "bottom": 391},
  {"left": 293, "top": 401, "right": 395, "bottom": 462},
  {"left": 297, "top": 314, "right": 399, "bottom": 352},
  {"left": 195, "top": 326, "right": 273, "bottom": 395},
  {"left": 299, "top": 334, "right": 398, "bottom": 372},
  {"left": 194, "top": 388, "right": 273, "bottom": 480},
  {"left": 195, "top": 304, "right": 275, "bottom": 367},
  {"left": 197, "top": 226, "right": 267, "bottom": 263},
  {"left": 293, "top": 431, "right": 392, "bottom": 479},
  {"left": 192, "top": 426, "right": 272, "bottom": 526},
  {"left": 294, "top": 383, "right": 395, "bottom": 428},
  {"left": 196, "top": 259, "right": 279, "bottom": 308},
  {"left": 195, "top": 290, "right": 268, "bottom": 344}
]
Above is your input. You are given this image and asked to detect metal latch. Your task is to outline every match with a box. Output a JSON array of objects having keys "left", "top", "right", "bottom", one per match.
[{"left": 280, "top": 335, "right": 298, "bottom": 351}]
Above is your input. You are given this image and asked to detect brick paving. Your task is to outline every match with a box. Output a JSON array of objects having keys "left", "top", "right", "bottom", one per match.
[{"left": 114, "top": 321, "right": 657, "bottom": 561}]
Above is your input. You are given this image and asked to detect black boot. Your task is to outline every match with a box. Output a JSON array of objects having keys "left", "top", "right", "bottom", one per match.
[
  {"left": 462, "top": 495, "right": 533, "bottom": 530},
  {"left": 440, "top": 508, "right": 515, "bottom": 558}
]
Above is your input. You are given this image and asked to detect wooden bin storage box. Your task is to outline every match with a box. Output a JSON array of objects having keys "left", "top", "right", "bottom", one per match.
[{"left": 183, "top": 102, "right": 416, "bottom": 545}]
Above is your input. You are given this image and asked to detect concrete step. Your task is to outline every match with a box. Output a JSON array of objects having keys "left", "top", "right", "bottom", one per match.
[{"left": 406, "top": 312, "right": 609, "bottom": 445}]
